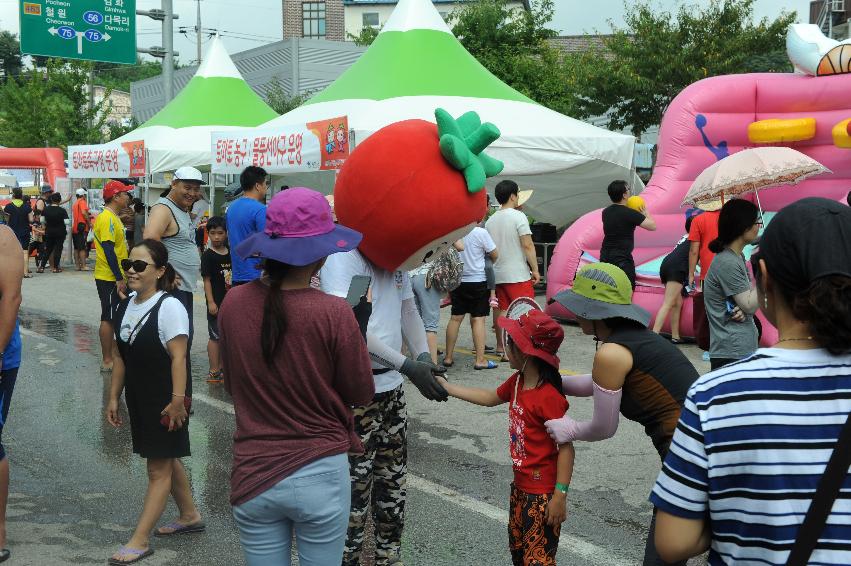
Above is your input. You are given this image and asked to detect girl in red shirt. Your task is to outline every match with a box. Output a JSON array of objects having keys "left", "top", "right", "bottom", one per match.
[{"left": 438, "top": 306, "right": 575, "bottom": 566}]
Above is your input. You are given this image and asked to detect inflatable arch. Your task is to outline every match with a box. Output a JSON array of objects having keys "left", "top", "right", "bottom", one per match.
[
  {"left": 0, "top": 148, "right": 67, "bottom": 188},
  {"left": 545, "top": 25, "right": 851, "bottom": 345}
]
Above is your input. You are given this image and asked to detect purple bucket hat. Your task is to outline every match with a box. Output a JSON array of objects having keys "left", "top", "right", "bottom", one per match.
[{"left": 236, "top": 187, "right": 361, "bottom": 266}]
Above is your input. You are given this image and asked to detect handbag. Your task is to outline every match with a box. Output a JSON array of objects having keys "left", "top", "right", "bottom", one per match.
[{"left": 785, "top": 409, "right": 851, "bottom": 566}]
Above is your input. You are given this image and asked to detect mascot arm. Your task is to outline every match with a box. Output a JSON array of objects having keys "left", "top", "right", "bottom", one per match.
[
  {"left": 366, "top": 332, "right": 407, "bottom": 371},
  {"left": 401, "top": 297, "right": 429, "bottom": 358}
]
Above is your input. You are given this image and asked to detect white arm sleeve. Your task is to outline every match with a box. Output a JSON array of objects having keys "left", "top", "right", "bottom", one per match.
[
  {"left": 367, "top": 331, "right": 407, "bottom": 371},
  {"left": 401, "top": 297, "right": 428, "bottom": 358}
]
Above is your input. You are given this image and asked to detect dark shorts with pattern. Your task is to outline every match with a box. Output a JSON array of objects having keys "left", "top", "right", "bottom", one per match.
[
  {"left": 343, "top": 384, "right": 407, "bottom": 566},
  {"left": 0, "top": 368, "right": 18, "bottom": 461},
  {"left": 509, "top": 483, "right": 561, "bottom": 566},
  {"left": 95, "top": 279, "right": 119, "bottom": 322}
]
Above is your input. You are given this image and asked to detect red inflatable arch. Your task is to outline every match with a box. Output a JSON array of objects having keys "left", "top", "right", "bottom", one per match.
[{"left": 0, "top": 148, "right": 66, "bottom": 187}]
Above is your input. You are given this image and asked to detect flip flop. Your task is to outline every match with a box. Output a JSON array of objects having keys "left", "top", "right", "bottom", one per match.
[
  {"left": 0, "top": 548, "right": 9, "bottom": 563},
  {"left": 108, "top": 547, "right": 153, "bottom": 565},
  {"left": 474, "top": 361, "right": 499, "bottom": 370},
  {"left": 206, "top": 370, "right": 223, "bottom": 383},
  {"left": 495, "top": 351, "right": 510, "bottom": 362},
  {"left": 154, "top": 521, "right": 206, "bottom": 537},
  {"left": 441, "top": 358, "right": 454, "bottom": 368}
]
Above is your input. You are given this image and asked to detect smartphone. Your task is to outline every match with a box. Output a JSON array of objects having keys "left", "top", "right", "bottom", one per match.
[
  {"left": 160, "top": 396, "right": 192, "bottom": 428},
  {"left": 725, "top": 297, "right": 737, "bottom": 316},
  {"left": 346, "top": 275, "right": 372, "bottom": 307}
]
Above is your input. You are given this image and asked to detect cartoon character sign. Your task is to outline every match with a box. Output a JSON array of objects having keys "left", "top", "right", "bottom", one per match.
[
  {"left": 336, "top": 123, "right": 347, "bottom": 153},
  {"left": 334, "top": 109, "right": 504, "bottom": 272},
  {"left": 326, "top": 124, "right": 335, "bottom": 155}
]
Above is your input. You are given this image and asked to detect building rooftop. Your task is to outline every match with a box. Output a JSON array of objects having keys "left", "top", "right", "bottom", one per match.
[
  {"left": 547, "top": 34, "right": 616, "bottom": 54},
  {"left": 342, "top": 0, "right": 530, "bottom": 7}
]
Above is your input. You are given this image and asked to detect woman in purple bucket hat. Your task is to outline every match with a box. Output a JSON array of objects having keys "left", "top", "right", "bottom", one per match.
[{"left": 218, "top": 188, "right": 375, "bottom": 566}]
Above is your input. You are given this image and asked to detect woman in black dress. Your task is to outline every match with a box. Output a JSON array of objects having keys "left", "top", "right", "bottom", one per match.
[
  {"left": 651, "top": 215, "right": 696, "bottom": 343},
  {"left": 105, "top": 239, "right": 203, "bottom": 565}
]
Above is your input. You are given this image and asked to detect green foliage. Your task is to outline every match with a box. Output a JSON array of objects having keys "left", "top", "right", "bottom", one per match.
[
  {"left": 348, "top": 26, "right": 380, "bottom": 46},
  {"left": 449, "top": 0, "right": 574, "bottom": 115},
  {"left": 93, "top": 59, "right": 164, "bottom": 93},
  {"left": 0, "top": 59, "right": 110, "bottom": 149},
  {"left": 565, "top": 0, "right": 797, "bottom": 137},
  {"left": 0, "top": 31, "right": 23, "bottom": 82},
  {"left": 105, "top": 116, "right": 139, "bottom": 140},
  {"left": 263, "top": 76, "right": 315, "bottom": 115}
]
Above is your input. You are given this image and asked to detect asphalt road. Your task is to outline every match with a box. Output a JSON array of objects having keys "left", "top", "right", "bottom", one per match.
[{"left": 7, "top": 269, "right": 710, "bottom": 565}]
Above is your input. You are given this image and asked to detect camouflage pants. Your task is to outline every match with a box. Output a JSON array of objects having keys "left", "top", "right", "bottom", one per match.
[{"left": 343, "top": 385, "right": 407, "bottom": 566}]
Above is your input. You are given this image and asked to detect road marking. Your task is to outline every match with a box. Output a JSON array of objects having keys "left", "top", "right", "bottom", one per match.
[{"left": 190, "top": 393, "right": 628, "bottom": 566}]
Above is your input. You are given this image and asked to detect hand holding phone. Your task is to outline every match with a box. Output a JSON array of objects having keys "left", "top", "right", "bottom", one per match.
[{"left": 346, "top": 275, "right": 372, "bottom": 307}]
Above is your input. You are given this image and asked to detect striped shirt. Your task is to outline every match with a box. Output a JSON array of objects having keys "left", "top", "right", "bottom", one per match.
[{"left": 650, "top": 347, "right": 851, "bottom": 566}]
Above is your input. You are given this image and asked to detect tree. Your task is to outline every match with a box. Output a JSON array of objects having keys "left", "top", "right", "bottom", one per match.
[
  {"left": 0, "top": 59, "right": 110, "bottom": 149},
  {"left": 263, "top": 76, "right": 315, "bottom": 115},
  {"left": 348, "top": 25, "right": 380, "bottom": 46},
  {"left": 565, "top": 0, "right": 796, "bottom": 137},
  {"left": 0, "top": 31, "right": 22, "bottom": 82},
  {"left": 94, "top": 59, "right": 164, "bottom": 93}
]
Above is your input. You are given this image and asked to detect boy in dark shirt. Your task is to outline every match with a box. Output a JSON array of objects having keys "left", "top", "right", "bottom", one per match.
[
  {"left": 201, "top": 216, "right": 231, "bottom": 383},
  {"left": 600, "top": 180, "right": 656, "bottom": 288}
]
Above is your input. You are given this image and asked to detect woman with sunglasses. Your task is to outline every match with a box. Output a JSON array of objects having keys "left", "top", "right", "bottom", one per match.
[
  {"left": 701, "top": 199, "right": 761, "bottom": 369},
  {"left": 105, "top": 239, "right": 203, "bottom": 566}
]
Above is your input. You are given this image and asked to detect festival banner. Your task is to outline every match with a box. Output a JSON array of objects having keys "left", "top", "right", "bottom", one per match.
[
  {"left": 211, "top": 116, "right": 349, "bottom": 174},
  {"left": 68, "top": 140, "right": 146, "bottom": 178}
]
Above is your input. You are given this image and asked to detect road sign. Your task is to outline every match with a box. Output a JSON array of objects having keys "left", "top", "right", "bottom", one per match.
[{"left": 19, "top": 0, "right": 137, "bottom": 65}]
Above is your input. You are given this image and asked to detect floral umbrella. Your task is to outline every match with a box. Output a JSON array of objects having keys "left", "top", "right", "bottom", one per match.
[{"left": 682, "top": 147, "right": 830, "bottom": 211}]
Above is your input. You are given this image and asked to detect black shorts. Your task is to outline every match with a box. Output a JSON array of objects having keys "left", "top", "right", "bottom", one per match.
[
  {"left": 72, "top": 232, "right": 88, "bottom": 251},
  {"left": 95, "top": 279, "right": 119, "bottom": 322},
  {"left": 207, "top": 313, "right": 220, "bottom": 341},
  {"left": 449, "top": 281, "right": 490, "bottom": 317}
]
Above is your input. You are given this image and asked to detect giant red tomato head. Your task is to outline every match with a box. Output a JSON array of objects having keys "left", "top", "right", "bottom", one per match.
[{"left": 334, "top": 109, "right": 504, "bottom": 271}]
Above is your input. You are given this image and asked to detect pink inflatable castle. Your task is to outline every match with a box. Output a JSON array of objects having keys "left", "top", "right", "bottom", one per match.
[{"left": 545, "top": 24, "right": 851, "bottom": 345}]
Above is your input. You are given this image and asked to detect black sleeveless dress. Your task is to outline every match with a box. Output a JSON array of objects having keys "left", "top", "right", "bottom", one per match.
[{"left": 114, "top": 294, "right": 191, "bottom": 459}]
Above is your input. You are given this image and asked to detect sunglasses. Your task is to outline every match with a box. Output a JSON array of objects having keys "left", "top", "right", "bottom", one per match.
[{"left": 120, "top": 259, "right": 152, "bottom": 273}]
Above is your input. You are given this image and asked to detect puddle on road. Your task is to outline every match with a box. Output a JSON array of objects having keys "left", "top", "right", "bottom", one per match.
[{"left": 19, "top": 309, "right": 96, "bottom": 355}]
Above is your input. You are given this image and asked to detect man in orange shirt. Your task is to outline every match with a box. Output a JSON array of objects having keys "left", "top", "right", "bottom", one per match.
[
  {"left": 71, "top": 188, "right": 91, "bottom": 271},
  {"left": 687, "top": 208, "right": 720, "bottom": 349}
]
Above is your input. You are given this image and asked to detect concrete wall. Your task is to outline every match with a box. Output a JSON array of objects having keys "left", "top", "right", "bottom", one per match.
[{"left": 130, "top": 38, "right": 366, "bottom": 123}]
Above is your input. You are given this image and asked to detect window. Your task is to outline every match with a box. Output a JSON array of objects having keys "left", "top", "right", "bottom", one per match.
[
  {"left": 302, "top": 2, "right": 326, "bottom": 39},
  {"left": 362, "top": 12, "right": 379, "bottom": 27}
]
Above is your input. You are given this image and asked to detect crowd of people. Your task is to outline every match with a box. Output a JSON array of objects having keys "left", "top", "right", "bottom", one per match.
[{"left": 0, "top": 165, "right": 849, "bottom": 566}]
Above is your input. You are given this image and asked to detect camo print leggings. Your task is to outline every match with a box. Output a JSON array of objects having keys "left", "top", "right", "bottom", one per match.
[{"left": 343, "top": 385, "right": 407, "bottom": 566}]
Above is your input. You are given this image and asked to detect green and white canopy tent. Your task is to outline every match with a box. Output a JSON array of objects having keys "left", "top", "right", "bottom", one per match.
[
  {"left": 261, "top": 0, "right": 637, "bottom": 226},
  {"left": 112, "top": 36, "right": 278, "bottom": 174}
]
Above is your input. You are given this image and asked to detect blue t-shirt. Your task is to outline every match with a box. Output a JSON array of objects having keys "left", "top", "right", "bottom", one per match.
[
  {"left": 225, "top": 197, "right": 267, "bottom": 283},
  {"left": 2, "top": 320, "right": 21, "bottom": 371}
]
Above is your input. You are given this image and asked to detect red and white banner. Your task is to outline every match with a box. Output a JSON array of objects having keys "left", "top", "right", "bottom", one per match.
[
  {"left": 211, "top": 116, "right": 350, "bottom": 174},
  {"left": 68, "top": 141, "right": 146, "bottom": 178}
]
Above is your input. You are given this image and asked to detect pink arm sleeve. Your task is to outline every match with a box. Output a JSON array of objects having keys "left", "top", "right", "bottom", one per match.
[
  {"left": 560, "top": 373, "right": 594, "bottom": 397},
  {"left": 544, "top": 383, "right": 623, "bottom": 443}
]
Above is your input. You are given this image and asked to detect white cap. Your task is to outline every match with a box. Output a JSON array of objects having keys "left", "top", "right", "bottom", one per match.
[
  {"left": 75, "top": 188, "right": 87, "bottom": 196},
  {"left": 173, "top": 166, "right": 205, "bottom": 184}
]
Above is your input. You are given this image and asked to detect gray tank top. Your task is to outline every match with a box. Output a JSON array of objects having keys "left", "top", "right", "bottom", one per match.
[{"left": 155, "top": 197, "right": 201, "bottom": 292}]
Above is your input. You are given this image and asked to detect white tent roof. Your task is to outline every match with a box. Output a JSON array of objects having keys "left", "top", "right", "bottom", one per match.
[{"left": 260, "top": 0, "right": 635, "bottom": 226}]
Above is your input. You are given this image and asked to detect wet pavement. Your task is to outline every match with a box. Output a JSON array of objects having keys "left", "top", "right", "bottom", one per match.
[{"left": 10, "top": 270, "right": 709, "bottom": 565}]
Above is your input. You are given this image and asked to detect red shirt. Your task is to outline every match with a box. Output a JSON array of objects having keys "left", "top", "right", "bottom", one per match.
[
  {"left": 496, "top": 372, "right": 568, "bottom": 494},
  {"left": 688, "top": 210, "right": 720, "bottom": 281},
  {"left": 72, "top": 198, "right": 89, "bottom": 234},
  {"left": 218, "top": 284, "right": 375, "bottom": 506}
]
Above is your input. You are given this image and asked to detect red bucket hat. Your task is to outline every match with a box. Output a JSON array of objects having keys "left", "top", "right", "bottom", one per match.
[{"left": 497, "top": 309, "right": 563, "bottom": 370}]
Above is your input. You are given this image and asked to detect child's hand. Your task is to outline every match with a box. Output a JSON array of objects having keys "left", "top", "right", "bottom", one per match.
[
  {"left": 208, "top": 303, "right": 218, "bottom": 316},
  {"left": 545, "top": 491, "right": 567, "bottom": 527},
  {"left": 436, "top": 375, "right": 449, "bottom": 387}
]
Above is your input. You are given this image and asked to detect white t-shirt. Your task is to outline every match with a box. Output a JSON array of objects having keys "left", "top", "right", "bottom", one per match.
[
  {"left": 485, "top": 208, "right": 532, "bottom": 284},
  {"left": 321, "top": 249, "right": 413, "bottom": 393},
  {"left": 459, "top": 227, "right": 496, "bottom": 283},
  {"left": 119, "top": 291, "right": 190, "bottom": 349}
]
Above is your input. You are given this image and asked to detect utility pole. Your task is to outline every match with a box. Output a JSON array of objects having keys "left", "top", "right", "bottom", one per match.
[
  {"left": 195, "top": 0, "right": 203, "bottom": 65},
  {"left": 137, "top": 2, "right": 180, "bottom": 103}
]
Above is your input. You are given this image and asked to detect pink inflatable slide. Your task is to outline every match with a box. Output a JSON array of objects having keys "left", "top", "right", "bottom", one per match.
[{"left": 545, "top": 67, "right": 851, "bottom": 344}]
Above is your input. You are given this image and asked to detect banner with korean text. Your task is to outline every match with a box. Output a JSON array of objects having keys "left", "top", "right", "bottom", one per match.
[
  {"left": 68, "top": 140, "right": 146, "bottom": 178},
  {"left": 211, "top": 116, "right": 350, "bottom": 174}
]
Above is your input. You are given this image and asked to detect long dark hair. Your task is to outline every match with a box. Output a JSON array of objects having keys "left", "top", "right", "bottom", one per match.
[
  {"left": 261, "top": 259, "right": 289, "bottom": 366},
  {"left": 534, "top": 358, "right": 563, "bottom": 395},
  {"left": 709, "top": 199, "right": 759, "bottom": 253},
  {"left": 136, "top": 239, "right": 177, "bottom": 292}
]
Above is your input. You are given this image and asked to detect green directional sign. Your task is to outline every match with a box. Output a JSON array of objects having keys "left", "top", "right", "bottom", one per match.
[{"left": 19, "top": 0, "right": 137, "bottom": 65}]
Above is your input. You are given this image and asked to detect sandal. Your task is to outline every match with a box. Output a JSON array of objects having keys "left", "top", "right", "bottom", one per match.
[
  {"left": 154, "top": 520, "right": 206, "bottom": 537},
  {"left": 206, "top": 370, "right": 224, "bottom": 383},
  {"left": 0, "top": 549, "right": 9, "bottom": 563},
  {"left": 441, "top": 358, "right": 454, "bottom": 368},
  {"left": 474, "top": 361, "right": 498, "bottom": 370},
  {"left": 495, "top": 351, "right": 510, "bottom": 362},
  {"left": 108, "top": 547, "right": 153, "bottom": 565},
  {"left": 36, "top": 267, "right": 44, "bottom": 274}
]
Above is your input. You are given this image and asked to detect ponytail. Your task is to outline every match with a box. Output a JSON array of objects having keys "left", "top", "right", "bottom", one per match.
[
  {"left": 158, "top": 263, "right": 177, "bottom": 292},
  {"left": 708, "top": 237, "right": 724, "bottom": 254},
  {"left": 261, "top": 260, "right": 289, "bottom": 366}
]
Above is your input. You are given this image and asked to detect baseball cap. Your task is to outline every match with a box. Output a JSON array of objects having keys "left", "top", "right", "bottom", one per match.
[
  {"left": 754, "top": 197, "right": 851, "bottom": 293},
  {"left": 103, "top": 180, "right": 133, "bottom": 200},
  {"left": 173, "top": 166, "right": 205, "bottom": 184},
  {"left": 236, "top": 187, "right": 362, "bottom": 266},
  {"left": 75, "top": 188, "right": 87, "bottom": 196},
  {"left": 553, "top": 263, "right": 651, "bottom": 326},
  {"left": 40, "top": 184, "right": 52, "bottom": 194}
]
